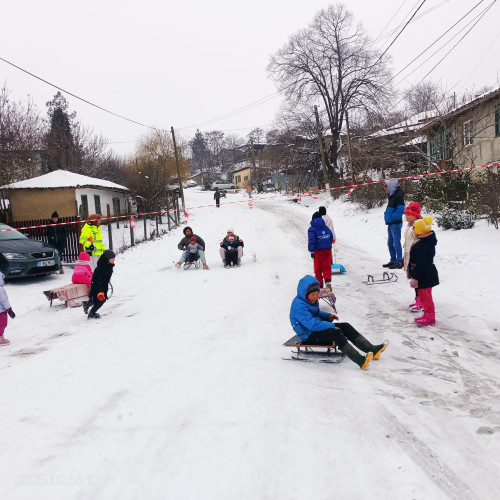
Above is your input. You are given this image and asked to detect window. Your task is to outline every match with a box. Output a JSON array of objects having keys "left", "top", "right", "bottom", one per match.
[
  {"left": 495, "top": 103, "right": 500, "bottom": 137},
  {"left": 94, "top": 195, "right": 102, "bottom": 215},
  {"left": 244, "top": 175, "right": 248, "bottom": 181},
  {"left": 80, "top": 195, "right": 89, "bottom": 219},
  {"left": 429, "top": 126, "right": 451, "bottom": 160},
  {"left": 463, "top": 120, "right": 473, "bottom": 146}
]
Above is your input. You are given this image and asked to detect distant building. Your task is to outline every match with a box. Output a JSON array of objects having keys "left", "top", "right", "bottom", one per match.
[{"left": 3, "top": 169, "right": 135, "bottom": 222}]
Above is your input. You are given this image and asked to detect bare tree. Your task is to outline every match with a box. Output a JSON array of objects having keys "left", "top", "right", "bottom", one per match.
[
  {"left": 268, "top": 3, "right": 393, "bottom": 185},
  {"left": 0, "top": 85, "right": 45, "bottom": 190},
  {"left": 402, "top": 81, "right": 450, "bottom": 115}
]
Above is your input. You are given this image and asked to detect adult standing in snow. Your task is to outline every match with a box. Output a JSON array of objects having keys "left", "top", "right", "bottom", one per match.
[
  {"left": 409, "top": 216, "right": 439, "bottom": 327},
  {"left": 46, "top": 211, "right": 68, "bottom": 274},
  {"left": 219, "top": 229, "right": 244, "bottom": 266},
  {"left": 290, "top": 275, "right": 388, "bottom": 369},
  {"left": 402, "top": 202, "right": 422, "bottom": 312},
  {"left": 85, "top": 250, "right": 115, "bottom": 320},
  {"left": 79, "top": 214, "right": 106, "bottom": 270},
  {"left": 0, "top": 273, "right": 15, "bottom": 346},
  {"left": 383, "top": 179, "right": 405, "bottom": 269},
  {"left": 214, "top": 187, "right": 222, "bottom": 208},
  {"left": 308, "top": 212, "right": 333, "bottom": 290}
]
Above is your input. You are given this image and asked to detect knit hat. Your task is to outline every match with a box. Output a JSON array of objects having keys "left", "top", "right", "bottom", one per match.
[
  {"left": 190, "top": 236, "right": 196, "bottom": 243},
  {"left": 103, "top": 250, "right": 116, "bottom": 260},
  {"left": 404, "top": 202, "right": 421, "bottom": 218},
  {"left": 78, "top": 251, "right": 91, "bottom": 262},
  {"left": 414, "top": 215, "right": 433, "bottom": 235},
  {"left": 51, "top": 211, "right": 59, "bottom": 218},
  {"left": 183, "top": 226, "right": 192, "bottom": 235},
  {"left": 312, "top": 212, "right": 322, "bottom": 219},
  {"left": 306, "top": 284, "right": 321, "bottom": 297},
  {"left": 227, "top": 228, "right": 234, "bottom": 234},
  {"left": 318, "top": 206, "right": 327, "bottom": 216}
]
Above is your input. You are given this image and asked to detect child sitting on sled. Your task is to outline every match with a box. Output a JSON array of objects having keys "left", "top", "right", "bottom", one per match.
[
  {"left": 219, "top": 229, "right": 244, "bottom": 268},
  {"left": 181, "top": 237, "right": 209, "bottom": 268},
  {"left": 289, "top": 275, "right": 388, "bottom": 369},
  {"left": 72, "top": 251, "right": 93, "bottom": 286}
]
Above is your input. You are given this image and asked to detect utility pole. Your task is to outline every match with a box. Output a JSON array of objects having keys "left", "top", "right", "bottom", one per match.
[
  {"left": 249, "top": 136, "right": 257, "bottom": 186},
  {"left": 170, "top": 126, "right": 185, "bottom": 212},
  {"left": 345, "top": 110, "right": 355, "bottom": 184},
  {"left": 314, "top": 105, "right": 330, "bottom": 190}
]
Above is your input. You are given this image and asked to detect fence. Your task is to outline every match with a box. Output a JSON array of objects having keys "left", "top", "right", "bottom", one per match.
[{"left": 12, "top": 196, "right": 181, "bottom": 263}]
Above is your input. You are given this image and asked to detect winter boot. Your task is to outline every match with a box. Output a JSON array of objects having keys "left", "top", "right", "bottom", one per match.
[
  {"left": 325, "top": 280, "right": 332, "bottom": 291},
  {"left": 88, "top": 311, "right": 101, "bottom": 320},
  {"left": 382, "top": 261, "right": 394, "bottom": 268},
  {"left": 202, "top": 263, "right": 209, "bottom": 270},
  {"left": 415, "top": 313, "right": 435, "bottom": 327},
  {"left": 341, "top": 343, "right": 373, "bottom": 370},
  {"left": 0, "top": 335, "right": 10, "bottom": 346},
  {"left": 82, "top": 301, "right": 90, "bottom": 314},
  {"left": 351, "top": 332, "right": 387, "bottom": 360},
  {"left": 175, "top": 262, "right": 182, "bottom": 269},
  {"left": 409, "top": 296, "right": 423, "bottom": 312}
]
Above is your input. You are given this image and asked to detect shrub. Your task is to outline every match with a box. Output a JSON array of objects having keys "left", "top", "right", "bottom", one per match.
[{"left": 435, "top": 208, "right": 476, "bottom": 230}]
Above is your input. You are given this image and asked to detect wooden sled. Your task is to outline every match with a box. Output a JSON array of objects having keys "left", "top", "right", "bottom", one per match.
[
  {"left": 43, "top": 283, "right": 89, "bottom": 307},
  {"left": 283, "top": 335, "right": 345, "bottom": 364},
  {"left": 363, "top": 272, "right": 398, "bottom": 285},
  {"left": 319, "top": 288, "right": 337, "bottom": 313}
]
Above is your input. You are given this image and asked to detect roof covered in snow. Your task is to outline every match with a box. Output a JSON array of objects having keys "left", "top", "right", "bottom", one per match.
[
  {"left": 368, "top": 111, "right": 437, "bottom": 139},
  {"left": 3, "top": 170, "right": 129, "bottom": 192}
]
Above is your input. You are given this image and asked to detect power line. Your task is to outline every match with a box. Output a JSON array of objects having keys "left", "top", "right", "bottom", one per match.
[
  {"left": 0, "top": 55, "right": 153, "bottom": 129},
  {"left": 389, "top": 0, "right": 487, "bottom": 84}
]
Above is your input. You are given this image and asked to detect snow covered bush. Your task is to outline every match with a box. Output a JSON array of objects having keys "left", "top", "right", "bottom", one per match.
[{"left": 435, "top": 208, "right": 476, "bottom": 230}]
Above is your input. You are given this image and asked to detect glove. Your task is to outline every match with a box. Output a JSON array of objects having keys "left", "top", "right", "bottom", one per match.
[
  {"left": 88, "top": 244, "right": 95, "bottom": 251},
  {"left": 410, "top": 279, "right": 418, "bottom": 288},
  {"left": 310, "top": 252, "right": 315, "bottom": 259},
  {"left": 97, "top": 292, "right": 106, "bottom": 302},
  {"left": 7, "top": 308, "right": 15, "bottom": 319},
  {"left": 182, "top": 247, "right": 186, "bottom": 251},
  {"left": 332, "top": 239, "right": 336, "bottom": 244},
  {"left": 220, "top": 242, "right": 223, "bottom": 247}
]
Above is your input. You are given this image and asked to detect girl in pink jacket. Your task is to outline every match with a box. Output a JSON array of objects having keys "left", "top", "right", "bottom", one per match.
[{"left": 72, "top": 252, "right": 93, "bottom": 286}]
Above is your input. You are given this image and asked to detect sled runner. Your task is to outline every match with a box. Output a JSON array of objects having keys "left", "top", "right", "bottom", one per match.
[
  {"left": 43, "top": 283, "right": 89, "bottom": 307},
  {"left": 184, "top": 254, "right": 201, "bottom": 270},
  {"left": 319, "top": 287, "right": 337, "bottom": 313},
  {"left": 363, "top": 272, "right": 398, "bottom": 285},
  {"left": 283, "top": 335, "right": 345, "bottom": 364}
]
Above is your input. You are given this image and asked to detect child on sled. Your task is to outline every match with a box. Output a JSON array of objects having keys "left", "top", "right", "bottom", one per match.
[
  {"left": 219, "top": 229, "right": 244, "bottom": 268},
  {"left": 289, "top": 275, "right": 388, "bottom": 370},
  {"left": 181, "top": 237, "right": 209, "bottom": 268}
]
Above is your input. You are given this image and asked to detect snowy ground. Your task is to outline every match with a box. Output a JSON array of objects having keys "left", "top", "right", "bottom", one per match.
[{"left": 1, "top": 188, "right": 499, "bottom": 500}]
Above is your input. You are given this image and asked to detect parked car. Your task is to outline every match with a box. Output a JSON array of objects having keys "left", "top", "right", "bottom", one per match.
[
  {"left": 0, "top": 223, "right": 61, "bottom": 279},
  {"left": 211, "top": 180, "right": 236, "bottom": 190},
  {"left": 184, "top": 180, "right": 197, "bottom": 188}
]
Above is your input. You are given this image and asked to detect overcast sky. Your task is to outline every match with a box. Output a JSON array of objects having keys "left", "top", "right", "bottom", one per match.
[{"left": 1, "top": 0, "right": 499, "bottom": 156}]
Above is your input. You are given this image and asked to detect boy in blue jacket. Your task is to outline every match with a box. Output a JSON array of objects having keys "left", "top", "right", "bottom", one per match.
[
  {"left": 308, "top": 212, "right": 333, "bottom": 290},
  {"left": 289, "top": 275, "right": 388, "bottom": 369},
  {"left": 383, "top": 179, "right": 405, "bottom": 269}
]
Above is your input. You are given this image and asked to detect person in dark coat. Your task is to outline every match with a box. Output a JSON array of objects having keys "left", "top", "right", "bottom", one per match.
[
  {"left": 383, "top": 180, "right": 405, "bottom": 269},
  {"left": 46, "top": 211, "right": 68, "bottom": 274},
  {"left": 409, "top": 216, "right": 439, "bottom": 327},
  {"left": 84, "top": 250, "right": 115, "bottom": 319},
  {"left": 214, "top": 187, "right": 222, "bottom": 207},
  {"left": 308, "top": 212, "right": 333, "bottom": 290},
  {"left": 289, "top": 275, "right": 388, "bottom": 369}
]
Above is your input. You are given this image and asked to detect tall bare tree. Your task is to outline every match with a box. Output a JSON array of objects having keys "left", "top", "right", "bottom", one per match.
[{"left": 268, "top": 3, "right": 392, "bottom": 185}]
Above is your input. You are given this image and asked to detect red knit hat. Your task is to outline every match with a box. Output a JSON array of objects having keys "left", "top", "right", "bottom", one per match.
[
  {"left": 404, "top": 202, "right": 421, "bottom": 218},
  {"left": 190, "top": 236, "right": 196, "bottom": 243}
]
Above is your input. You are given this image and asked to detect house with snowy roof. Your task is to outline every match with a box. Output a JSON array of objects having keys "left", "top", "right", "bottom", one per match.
[
  {"left": 421, "top": 87, "right": 500, "bottom": 173},
  {"left": 3, "top": 170, "right": 134, "bottom": 222}
]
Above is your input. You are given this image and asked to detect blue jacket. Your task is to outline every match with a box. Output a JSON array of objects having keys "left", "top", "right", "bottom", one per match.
[
  {"left": 289, "top": 275, "right": 334, "bottom": 341},
  {"left": 308, "top": 218, "right": 333, "bottom": 252},
  {"left": 384, "top": 180, "right": 405, "bottom": 225}
]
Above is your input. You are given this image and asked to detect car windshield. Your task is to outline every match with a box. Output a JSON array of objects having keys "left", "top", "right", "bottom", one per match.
[{"left": 0, "top": 224, "right": 28, "bottom": 241}]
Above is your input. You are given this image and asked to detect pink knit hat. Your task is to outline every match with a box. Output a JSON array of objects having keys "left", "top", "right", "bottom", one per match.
[{"left": 78, "top": 251, "right": 91, "bottom": 261}]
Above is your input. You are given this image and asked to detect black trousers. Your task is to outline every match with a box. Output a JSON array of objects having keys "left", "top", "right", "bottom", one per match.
[{"left": 306, "top": 322, "right": 359, "bottom": 349}]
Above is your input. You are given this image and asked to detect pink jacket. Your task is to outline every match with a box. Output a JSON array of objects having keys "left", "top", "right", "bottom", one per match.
[{"left": 72, "top": 252, "right": 93, "bottom": 286}]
